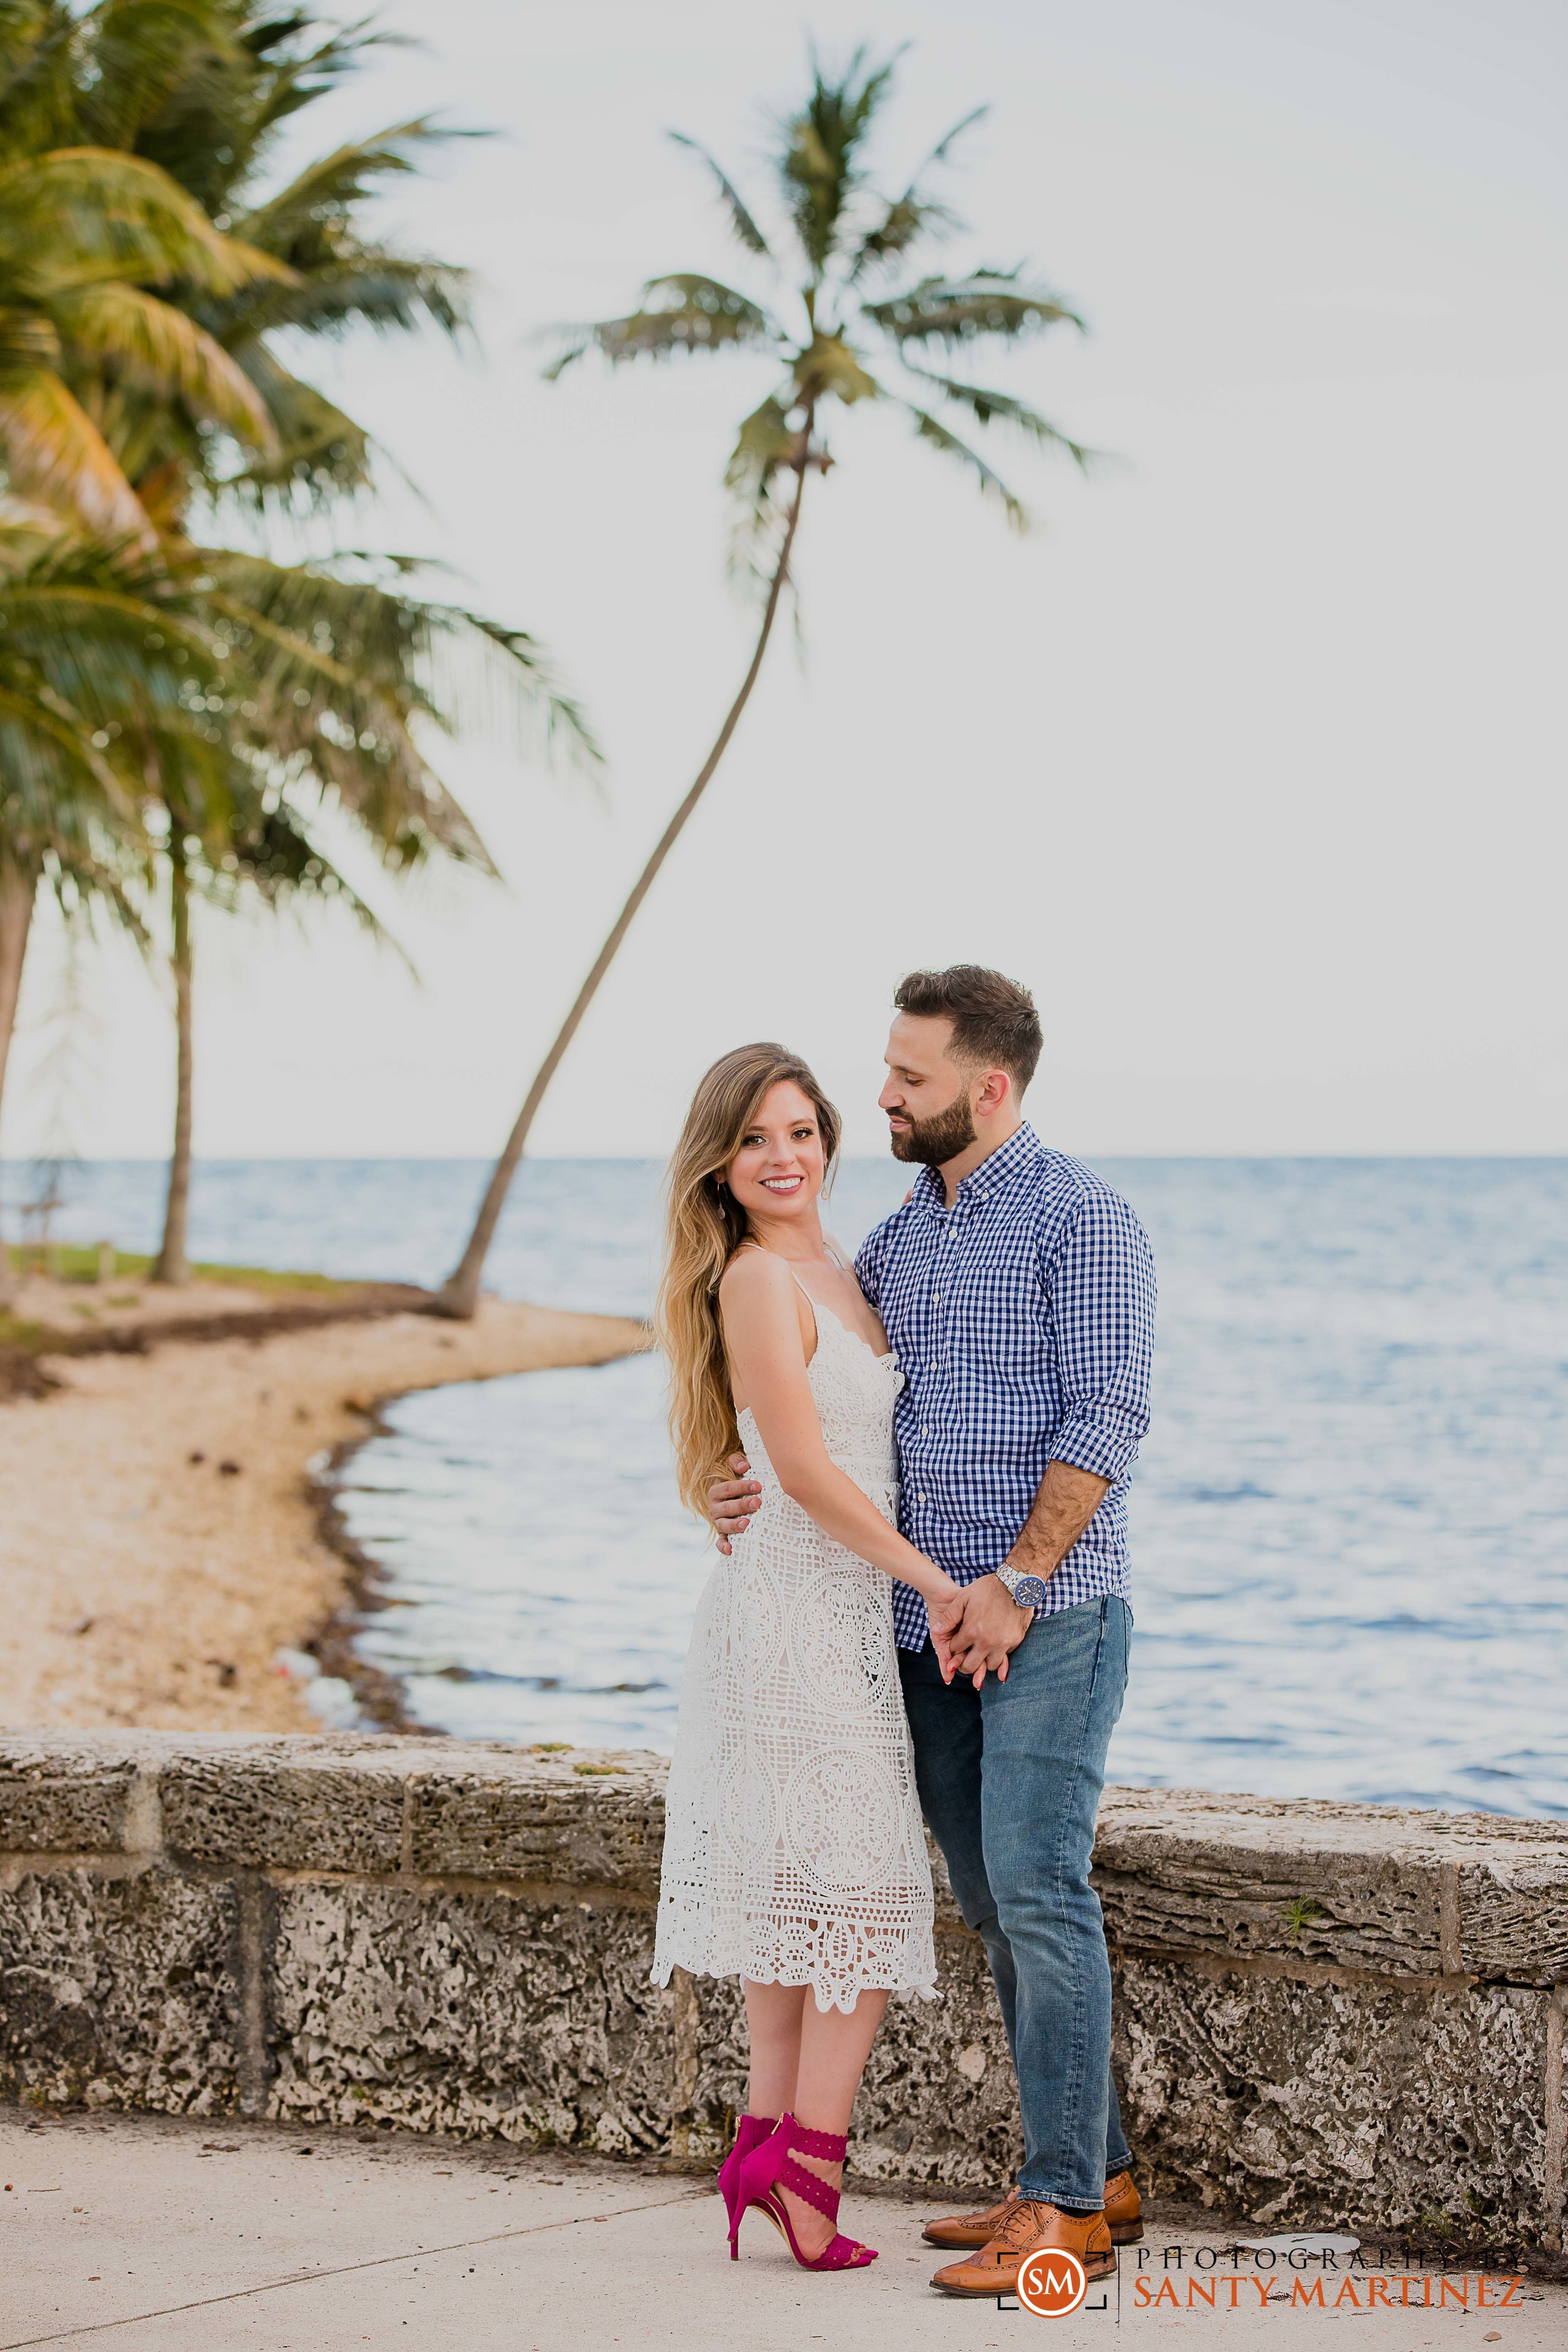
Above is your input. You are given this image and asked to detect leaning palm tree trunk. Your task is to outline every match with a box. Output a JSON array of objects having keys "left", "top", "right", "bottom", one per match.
[
  {"left": 438, "top": 440, "right": 812, "bottom": 1319},
  {"left": 152, "top": 851, "right": 194, "bottom": 1285},
  {"left": 0, "top": 862, "right": 34, "bottom": 1303}
]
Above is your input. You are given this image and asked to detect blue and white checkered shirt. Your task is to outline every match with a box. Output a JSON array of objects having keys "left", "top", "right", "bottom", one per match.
[{"left": 854, "top": 1123, "right": 1157, "bottom": 1652}]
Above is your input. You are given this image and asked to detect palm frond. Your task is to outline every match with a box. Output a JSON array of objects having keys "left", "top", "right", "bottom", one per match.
[
  {"left": 223, "top": 795, "right": 403, "bottom": 955},
  {"left": 211, "top": 251, "right": 470, "bottom": 345},
  {"left": 543, "top": 275, "right": 776, "bottom": 376},
  {"left": 124, "top": 7, "right": 388, "bottom": 213},
  {"left": 82, "top": 0, "right": 253, "bottom": 156},
  {"left": 850, "top": 189, "right": 958, "bottom": 278},
  {"left": 848, "top": 103, "right": 985, "bottom": 281},
  {"left": 721, "top": 390, "right": 798, "bottom": 585},
  {"left": 201, "top": 547, "right": 600, "bottom": 785},
  {"left": 0, "top": 366, "right": 151, "bottom": 536},
  {"left": 152, "top": 593, "right": 472, "bottom": 872},
  {"left": 778, "top": 44, "right": 898, "bottom": 278},
  {"left": 202, "top": 546, "right": 440, "bottom": 681},
  {"left": 668, "top": 131, "right": 773, "bottom": 260},
  {"left": 1, "top": 581, "right": 218, "bottom": 722},
  {"left": 437, "top": 608, "right": 603, "bottom": 775},
  {"left": 55, "top": 280, "right": 276, "bottom": 446},
  {"left": 0, "top": 146, "right": 295, "bottom": 297},
  {"left": 924, "top": 102, "right": 990, "bottom": 171},
  {"left": 0, "top": 675, "right": 124, "bottom": 797},
  {"left": 723, "top": 393, "right": 798, "bottom": 501},
  {"left": 0, "top": 775, "right": 147, "bottom": 921},
  {"left": 0, "top": 297, "right": 59, "bottom": 368},
  {"left": 864, "top": 268, "right": 1084, "bottom": 347},
  {"left": 901, "top": 398, "right": 1029, "bottom": 529},
  {"left": 219, "top": 341, "right": 374, "bottom": 505},
  {"left": 236, "top": 120, "right": 475, "bottom": 269},
  {"left": 900, "top": 363, "right": 1093, "bottom": 468},
  {"left": 0, "top": 488, "right": 71, "bottom": 539},
  {"left": 302, "top": 740, "right": 493, "bottom": 876},
  {"left": 0, "top": 2, "right": 64, "bottom": 146},
  {"left": 30, "top": 843, "right": 150, "bottom": 937}
]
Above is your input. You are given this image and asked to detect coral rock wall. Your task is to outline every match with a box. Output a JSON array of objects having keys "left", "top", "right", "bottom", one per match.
[{"left": 1, "top": 1736, "right": 1563, "bottom": 2245}]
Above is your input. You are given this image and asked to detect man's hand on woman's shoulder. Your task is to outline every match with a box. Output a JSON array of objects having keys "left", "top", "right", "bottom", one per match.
[{"left": 709, "top": 1451, "right": 761, "bottom": 1556}]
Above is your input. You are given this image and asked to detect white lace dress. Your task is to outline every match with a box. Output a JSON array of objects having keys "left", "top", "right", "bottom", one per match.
[{"left": 652, "top": 1278, "right": 938, "bottom": 2015}]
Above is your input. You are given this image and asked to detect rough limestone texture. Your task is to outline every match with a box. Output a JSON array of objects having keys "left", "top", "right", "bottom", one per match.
[
  {"left": 0, "top": 1734, "right": 1563, "bottom": 2247},
  {"left": 0, "top": 1866, "right": 240, "bottom": 2114}
]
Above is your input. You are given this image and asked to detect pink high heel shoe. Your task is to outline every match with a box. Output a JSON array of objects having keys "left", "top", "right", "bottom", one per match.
[
  {"left": 731, "top": 2114, "right": 877, "bottom": 2270},
  {"left": 717, "top": 2112, "right": 778, "bottom": 2242}
]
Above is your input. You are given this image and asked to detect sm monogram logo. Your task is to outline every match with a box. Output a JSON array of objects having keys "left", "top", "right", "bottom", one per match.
[{"left": 1016, "top": 2248, "right": 1090, "bottom": 2318}]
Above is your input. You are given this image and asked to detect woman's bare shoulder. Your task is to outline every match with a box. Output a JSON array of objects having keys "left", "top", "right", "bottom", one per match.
[{"left": 718, "top": 1246, "right": 793, "bottom": 1311}]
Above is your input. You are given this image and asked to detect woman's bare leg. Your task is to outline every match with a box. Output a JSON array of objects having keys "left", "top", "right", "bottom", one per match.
[
  {"left": 777, "top": 1989, "right": 890, "bottom": 2259},
  {"left": 743, "top": 1978, "right": 806, "bottom": 2119}
]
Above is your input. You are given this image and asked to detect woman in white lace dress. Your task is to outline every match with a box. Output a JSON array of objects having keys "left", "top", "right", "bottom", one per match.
[{"left": 652, "top": 1043, "right": 965, "bottom": 2274}]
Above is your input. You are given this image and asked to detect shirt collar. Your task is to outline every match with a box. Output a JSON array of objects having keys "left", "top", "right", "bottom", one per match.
[{"left": 911, "top": 1121, "right": 1042, "bottom": 1214}]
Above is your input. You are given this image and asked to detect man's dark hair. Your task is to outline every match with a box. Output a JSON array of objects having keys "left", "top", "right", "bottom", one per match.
[{"left": 893, "top": 965, "right": 1043, "bottom": 1093}]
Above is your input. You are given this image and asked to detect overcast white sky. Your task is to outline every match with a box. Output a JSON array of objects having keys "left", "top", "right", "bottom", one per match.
[{"left": 10, "top": 0, "right": 1568, "bottom": 1159}]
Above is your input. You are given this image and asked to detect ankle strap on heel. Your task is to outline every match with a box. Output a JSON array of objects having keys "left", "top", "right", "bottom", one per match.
[
  {"left": 781, "top": 2116, "right": 847, "bottom": 2163},
  {"left": 773, "top": 2114, "right": 850, "bottom": 2225},
  {"left": 778, "top": 2156, "right": 841, "bottom": 2223}
]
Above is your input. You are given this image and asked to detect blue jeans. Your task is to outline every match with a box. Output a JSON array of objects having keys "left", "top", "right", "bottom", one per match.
[{"left": 899, "top": 1595, "right": 1133, "bottom": 2210}]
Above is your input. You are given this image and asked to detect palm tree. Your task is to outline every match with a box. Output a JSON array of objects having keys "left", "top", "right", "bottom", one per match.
[
  {"left": 0, "top": 55, "right": 290, "bottom": 534},
  {"left": 0, "top": 3, "right": 596, "bottom": 1281},
  {"left": 439, "top": 45, "right": 1093, "bottom": 1316},
  {"left": 0, "top": 0, "right": 477, "bottom": 521},
  {"left": 140, "top": 543, "right": 590, "bottom": 1282},
  {"left": 0, "top": 524, "right": 218, "bottom": 1298}
]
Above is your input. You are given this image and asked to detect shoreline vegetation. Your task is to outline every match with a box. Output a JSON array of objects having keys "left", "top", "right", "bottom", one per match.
[{"left": 0, "top": 1263, "right": 649, "bottom": 1735}]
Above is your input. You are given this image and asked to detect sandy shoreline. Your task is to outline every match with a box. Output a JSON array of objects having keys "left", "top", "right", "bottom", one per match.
[{"left": 0, "top": 1280, "right": 649, "bottom": 1732}]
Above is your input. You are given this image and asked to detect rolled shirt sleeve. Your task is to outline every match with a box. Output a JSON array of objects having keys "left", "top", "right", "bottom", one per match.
[
  {"left": 1044, "top": 1189, "right": 1157, "bottom": 1484},
  {"left": 854, "top": 1220, "right": 887, "bottom": 1313}
]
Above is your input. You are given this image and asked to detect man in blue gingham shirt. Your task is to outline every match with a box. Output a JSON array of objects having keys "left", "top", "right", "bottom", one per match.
[
  {"left": 856, "top": 1121, "right": 1155, "bottom": 1654},
  {"left": 714, "top": 963, "right": 1155, "bottom": 2288}
]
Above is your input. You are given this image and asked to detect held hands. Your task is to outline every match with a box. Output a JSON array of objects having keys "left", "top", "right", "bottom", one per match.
[
  {"left": 709, "top": 1456, "right": 1030, "bottom": 1690},
  {"left": 709, "top": 1453, "right": 762, "bottom": 1556},
  {"left": 930, "top": 1574, "right": 1033, "bottom": 1689}
]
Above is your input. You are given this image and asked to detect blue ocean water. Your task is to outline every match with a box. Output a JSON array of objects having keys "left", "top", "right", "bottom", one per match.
[{"left": 17, "top": 1155, "right": 1568, "bottom": 1815}]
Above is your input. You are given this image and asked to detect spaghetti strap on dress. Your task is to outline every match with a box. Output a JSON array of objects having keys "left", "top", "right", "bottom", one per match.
[{"left": 652, "top": 1266, "right": 937, "bottom": 2014}]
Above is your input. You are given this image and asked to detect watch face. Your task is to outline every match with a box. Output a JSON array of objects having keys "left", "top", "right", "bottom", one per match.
[{"left": 1012, "top": 1576, "right": 1048, "bottom": 1610}]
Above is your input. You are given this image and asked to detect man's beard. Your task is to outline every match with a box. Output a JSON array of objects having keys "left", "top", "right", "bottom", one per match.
[{"left": 889, "top": 1093, "right": 978, "bottom": 1166}]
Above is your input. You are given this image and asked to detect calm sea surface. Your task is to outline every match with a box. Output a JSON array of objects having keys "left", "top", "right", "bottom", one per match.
[{"left": 20, "top": 1155, "right": 1568, "bottom": 1816}]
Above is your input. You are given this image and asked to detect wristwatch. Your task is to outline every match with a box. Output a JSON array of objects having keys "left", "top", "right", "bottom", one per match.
[{"left": 996, "top": 1563, "right": 1049, "bottom": 1611}]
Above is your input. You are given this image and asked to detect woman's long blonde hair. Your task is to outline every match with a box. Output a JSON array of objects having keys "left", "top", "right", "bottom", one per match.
[{"left": 659, "top": 1042, "right": 842, "bottom": 1515}]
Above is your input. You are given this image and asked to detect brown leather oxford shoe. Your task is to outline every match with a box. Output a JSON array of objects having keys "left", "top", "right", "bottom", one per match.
[
  {"left": 923, "top": 2169, "right": 1142, "bottom": 2250},
  {"left": 930, "top": 2198, "right": 1116, "bottom": 2297}
]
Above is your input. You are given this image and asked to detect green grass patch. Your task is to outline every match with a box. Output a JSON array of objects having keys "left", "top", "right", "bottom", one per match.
[
  {"left": 6, "top": 1244, "right": 351, "bottom": 1295},
  {"left": 188, "top": 1259, "right": 351, "bottom": 1296}
]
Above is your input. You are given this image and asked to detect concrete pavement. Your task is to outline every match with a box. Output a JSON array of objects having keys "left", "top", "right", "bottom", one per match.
[{"left": 1, "top": 2110, "right": 1562, "bottom": 2352}]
